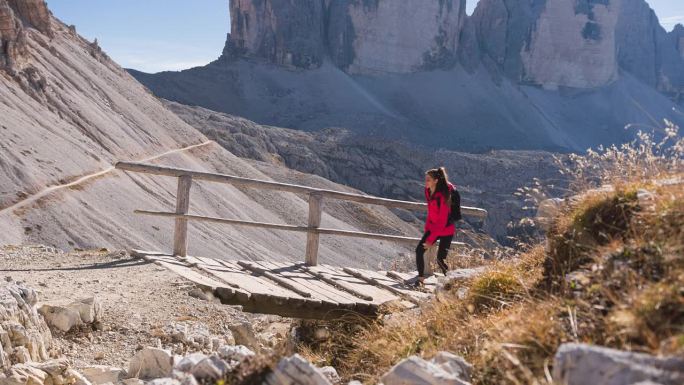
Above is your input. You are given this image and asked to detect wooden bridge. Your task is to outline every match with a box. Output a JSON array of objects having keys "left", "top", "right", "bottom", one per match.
[{"left": 116, "top": 162, "right": 487, "bottom": 319}]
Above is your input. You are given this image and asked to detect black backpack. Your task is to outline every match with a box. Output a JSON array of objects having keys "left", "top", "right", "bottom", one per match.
[{"left": 449, "top": 188, "right": 462, "bottom": 224}]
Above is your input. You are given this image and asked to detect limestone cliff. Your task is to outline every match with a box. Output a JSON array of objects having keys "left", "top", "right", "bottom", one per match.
[
  {"left": 328, "top": 0, "right": 466, "bottom": 74},
  {"left": 520, "top": 0, "right": 620, "bottom": 89},
  {"left": 225, "top": 0, "right": 325, "bottom": 68},
  {"left": 0, "top": 0, "right": 51, "bottom": 71},
  {"left": 224, "top": 0, "right": 466, "bottom": 74},
  {"left": 223, "top": 0, "right": 683, "bottom": 91}
]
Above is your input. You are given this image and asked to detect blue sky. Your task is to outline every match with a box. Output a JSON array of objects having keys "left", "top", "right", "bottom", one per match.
[{"left": 49, "top": 0, "right": 684, "bottom": 74}]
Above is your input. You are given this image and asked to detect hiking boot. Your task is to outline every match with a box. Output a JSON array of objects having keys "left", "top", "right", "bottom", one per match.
[{"left": 437, "top": 259, "right": 449, "bottom": 276}]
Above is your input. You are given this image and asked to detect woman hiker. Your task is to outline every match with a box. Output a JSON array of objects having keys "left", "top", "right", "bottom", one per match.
[{"left": 415, "top": 167, "right": 455, "bottom": 286}]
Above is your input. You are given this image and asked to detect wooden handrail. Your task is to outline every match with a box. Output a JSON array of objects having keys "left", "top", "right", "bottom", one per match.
[
  {"left": 115, "top": 161, "right": 487, "bottom": 218},
  {"left": 116, "top": 161, "right": 485, "bottom": 266},
  {"left": 134, "top": 210, "right": 468, "bottom": 247}
]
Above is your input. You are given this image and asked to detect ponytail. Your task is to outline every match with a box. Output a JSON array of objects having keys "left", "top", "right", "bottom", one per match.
[{"left": 426, "top": 167, "right": 451, "bottom": 204}]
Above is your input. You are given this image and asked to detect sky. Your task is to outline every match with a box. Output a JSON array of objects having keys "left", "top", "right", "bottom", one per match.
[{"left": 49, "top": 0, "right": 684, "bottom": 74}]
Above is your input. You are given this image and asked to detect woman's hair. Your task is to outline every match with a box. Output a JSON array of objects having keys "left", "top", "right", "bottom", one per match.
[{"left": 426, "top": 167, "right": 451, "bottom": 204}]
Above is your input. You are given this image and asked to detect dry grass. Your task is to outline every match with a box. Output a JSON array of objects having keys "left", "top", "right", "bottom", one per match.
[{"left": 294, "top": 175, "right": 684, "bottom": 385}]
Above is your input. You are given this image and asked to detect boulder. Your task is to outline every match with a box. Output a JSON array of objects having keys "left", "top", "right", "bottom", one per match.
[
  {"left": 217, "top": 345, "right": 255, "bottom": 364},
  {"left": 37, "top": 304, "right": 81, "bottom": 333},
  {"left": 318, "top": 366, "right": 340, "bottom": 384},
  {"left": 227, "top": 321, "right": 258, "bottom": 350},
  {"left": 128, "top": 347, "right": 174, "bottom": 380},
  {"left": 80, "top": 365, "right": 125, "bottom": 384},
  {"left": 2, "top": 364, "right": 49, "bottom": 385},
  {"left": 0, "top": 283, "right": 52, "bottom": 371},
  {"left": 189, "top": 355, "right": 229, "bottom": 381},
  {"left": 174, "top": 353, "right": 207, "bottom": 373},
  {"left": 552, "top": 343, "right": 684, "bottom": 385},
  {"left": 379, "top": 351, "right": 472, "bottom": 385},
  {"left": 38, "top": 297, "right": 102, "bottom": 333},
  {"left": 65, "top": 368, "right": 94, "bottom": 385},
  {"left": 264, "top": 354, "right": 332, "bottom": 385}
]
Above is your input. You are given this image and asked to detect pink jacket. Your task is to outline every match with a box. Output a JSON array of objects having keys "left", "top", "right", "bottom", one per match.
[{"left": 424, "top": 182, "right": 456, "bottom": 244}]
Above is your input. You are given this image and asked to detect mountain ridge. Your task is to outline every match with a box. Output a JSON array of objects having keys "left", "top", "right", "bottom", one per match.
[{"left": 130, "top": 0, "right": 684, "bottom": 152}]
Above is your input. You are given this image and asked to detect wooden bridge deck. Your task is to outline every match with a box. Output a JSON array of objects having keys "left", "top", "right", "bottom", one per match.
[{"left": 132, "top": 250, "right": 438, "bottom": 320}]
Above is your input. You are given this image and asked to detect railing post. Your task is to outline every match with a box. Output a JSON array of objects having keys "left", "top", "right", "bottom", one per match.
[
  {"left": 305, "top": 192, "right": 323, "bottom": 266},
  {"left": 173, "top": 175, "right": 192, "bottom": 258}
]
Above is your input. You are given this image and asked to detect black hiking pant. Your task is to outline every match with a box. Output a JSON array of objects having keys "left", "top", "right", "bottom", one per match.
[{"left": 415, "top": 231, "right": 453, "bottom": 277}]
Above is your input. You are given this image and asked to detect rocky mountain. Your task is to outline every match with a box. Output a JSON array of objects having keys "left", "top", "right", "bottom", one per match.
[
  {"left": 131, "top": 0, "right": 684, "bottom": 152},
  {"left": 0, "top": 0, "right": 418, "bottom": 267}
]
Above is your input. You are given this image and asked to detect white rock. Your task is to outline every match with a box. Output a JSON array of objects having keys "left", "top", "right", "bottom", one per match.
[
  {"left": 174, "top": 353, "right": 206, "bottom": 372},
  {"left": 80, "top": 365, "right": 125, "bottom": 384},
  {"left": 3, "top": 364, "right": 49, "bottom": 385},
  {"left": 553, "top": 343, "right": 684, "bottom": 385},
  {"left": 379, "top": 352, "right": 471, "bottom": 385},
  {"left": 190, "top": 356, "right": 225, "bottom": 380},
  {"left": 38, "top": 304, "right": 82, "bottom": 333},
  {"left": 217, "top": 345, "right": 255, "bottom": 363},
  {"left": 128, "top": 348, "right": 174, "bottom": 380},
  {"left": 431, "top": 352, "right": 472, "bottom": 382},
  {"left": 65, "top": 368, "right": 94, "bottom": 385},
  {"left": 70, "top": 297, "right": 102, "bottom": 324},
  {"left": 146, "top": 379, "right": 180, "bottom": 385},
  {"left": 319, "top": 366, "right": 340, "bottom": 384},
  {"left": 265, "top": 354, "right": 332, "bottom": 385}
]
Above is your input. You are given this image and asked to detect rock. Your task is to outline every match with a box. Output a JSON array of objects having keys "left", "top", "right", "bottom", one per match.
[
  {"left": 80, "top": 365, "right": 125, "bottom": 384},
  {"left": 0, "top": 283, "right": 52, "bottom": 371},
  {"left": 217, "top": 345, "right": 255, "bottom": 363},
  {"left": 146, "top": 379, "right": 180, "bottom": 385},
  {"left": 37, "top": 304, "right": 82, "bottom": 333},
  {"left": 174, "top": 353, "right": 206, "bottom": 372},
  {"left": 264, "top": 354, "right": 332, "bottom": 385},
  {"left": 190, "top": 355, "right": 229, "bottom": 381},
  {"left": 227, "top": 322, "right": 258, "bottom": 350},
  {"left": 552, "top": 343, "right": 684, "bottom": 385},
  {"left": 2, "top": 364, "right": 49, "bottom": 385},
  {"left": 172, "top": 371, "right": 199, "bottom": 385},
  {"left": 187, "top": 288, "right": 212, "bottom": 302},
  {"left": 128, "top": 347, "right": 174, "bottom": 380},
  {"left": 37, "top": 297, "right": 102, "bottom": 333},
  {"left": 379, "top": 352, "right": 471, "bottom": 385},
  {"left": 70, "top": 297, "right": 102, "bottom": 324},
  {"left": 65, "top": 368, "right": 93, "bottom": 385},
  {"left": 430, "top": 352, "right": 472, "bottom": 382},
  {"left": 318, "top": 366, "right": 340, "bottom": 384}
]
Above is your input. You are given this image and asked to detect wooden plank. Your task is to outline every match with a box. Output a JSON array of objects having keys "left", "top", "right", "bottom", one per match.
[
  {"left": 252, "top": 261, "right": 366, "bottom": 308},
  {"left": 237, "top": 261, "right": 315, "bottom": 299},
  {"left": 305, "top": 193, "right": 322, "bottom": 266},
  {"left": 135, "top": 210, "right": 468, "bottom": 248},
  {"left": 302, "top": 266, "right": 374, "bottom": 301},
  {"left": 313, "top": 265, "right": 404, "bottom": 305},
  {"left": 136, "top": 210, "right": 310, "bottom": 233},
  {"left": 173, "top": 175, "right": 192, "bottom": 257},
  {"left": 342, "top": 267, "right": 432, "bottom": 305},
  {"left": 141, "top": 254, "right": 247, "bottom": 299},
  {"left": 198, "top": 260, "right": 306, "bottom": 299},
  {"left": 386, "top": 271, "right": 438, "bottom": 292},
  {"left": 116, "top": 161, "right": 487, "bottom": 218}
]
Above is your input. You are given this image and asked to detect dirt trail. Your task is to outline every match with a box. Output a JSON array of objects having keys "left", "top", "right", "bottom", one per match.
[{"left": 0, "top": 140, "right": 214, "bottom": 217}]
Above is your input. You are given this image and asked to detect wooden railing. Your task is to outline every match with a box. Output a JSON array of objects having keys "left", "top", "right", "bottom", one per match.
[{"left": 115, "top": 162, "right": 487, "bottom": 268}]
